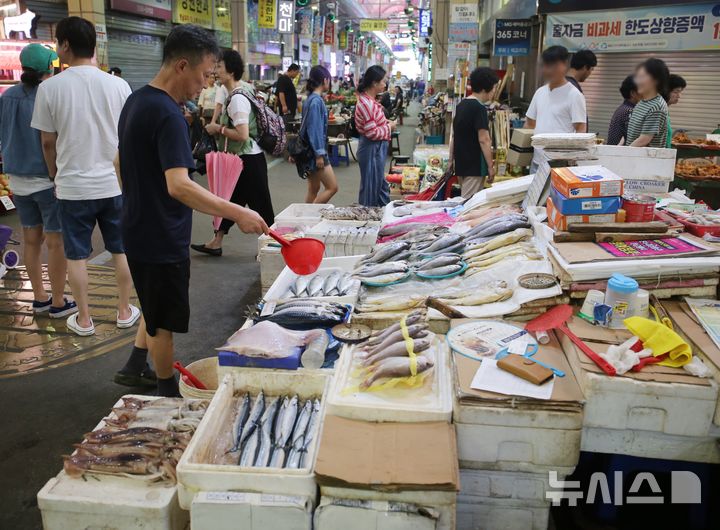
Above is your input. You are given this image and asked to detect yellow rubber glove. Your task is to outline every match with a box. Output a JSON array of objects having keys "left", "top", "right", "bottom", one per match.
[{"left": 624, "top": 316, "right": 691, "bottom": 368}]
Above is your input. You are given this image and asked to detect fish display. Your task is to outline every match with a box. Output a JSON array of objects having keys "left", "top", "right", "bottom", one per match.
[
  {"left": 321, "top": 205, "right": 383, "bottom": 221},
  {"left": 459, "top": 203, "right": 522, "bottom": 225},
  {"left": 219, "top": 321, "right": 326, "bottom": 359},
  {"left": 255, "top": 300, "right": 348, "bottom": 328},
  {"left": 435, "top": 280, "right": 514, "bottom": 306},
  {"left": 463, "top": 214, "right": 531, "bottom": 244},
  {"left": 414, "top": 253, "right": 465, "bottom": 277},
  {"left": 358, "top": 240, "right": 411, "bottom": 265},
  {"left": 286, "top": 271, "right": 356, "bottom": 298},
  {"left": 392, "top": 199, "right": 465, "bottom": 217}
]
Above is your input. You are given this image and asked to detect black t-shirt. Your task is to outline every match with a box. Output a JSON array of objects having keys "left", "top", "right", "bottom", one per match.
[
  {"left": 452, "top": 98, "right": 490, "bottom": 177},
  {"left": 276, "top": 74, "right": 297, "bottom": 114},
  {"left": 119, "top": 85, "right": 196, "bottom": 264}
]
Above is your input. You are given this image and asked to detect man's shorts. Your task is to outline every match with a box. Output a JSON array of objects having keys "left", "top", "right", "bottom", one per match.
[
  {"left": 58, "top": 196, "right": 124, "bottom": 260},
  {"left": 128, "top": 259, "right": 191, "bottom": 337},
  {"left": 13, "top": 188, "right": 62, "bottom": 232}
]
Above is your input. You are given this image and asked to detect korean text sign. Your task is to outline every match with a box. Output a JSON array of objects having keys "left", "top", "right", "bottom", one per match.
[
  {"left": 277, "top": 0, "right": 294, "bottom": 34},
  {"left": 494, "top": 19, "right": 531, "bottom": 56},
  {"left": 419, "top": 9, "right": 432, "bottom": 37},
  {"left": 546, "top": 2, "right": 720, "bottom": 52},
  {"left": 173, "top": 0, "right": 213, "bottom": 28},
  {"left": 258, "top": 0, "right": 277, "bottom": 30}
]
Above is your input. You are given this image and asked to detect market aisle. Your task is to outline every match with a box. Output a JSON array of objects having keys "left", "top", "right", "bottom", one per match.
[{"left": 0, "top": 103, "right": 421, "bottom": 529}]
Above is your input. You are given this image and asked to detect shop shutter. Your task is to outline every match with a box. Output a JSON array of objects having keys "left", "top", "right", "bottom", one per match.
[
  {"left": 25, "top": 0, "right": 68, "bottom": 41},
  {"left": 107, "top": 29, "right": 163, "bottom": 91},
  {"left": 581, "top": 51, "right": 720, "bottom": 139}
]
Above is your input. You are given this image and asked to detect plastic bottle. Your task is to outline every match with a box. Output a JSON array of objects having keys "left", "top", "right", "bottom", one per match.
[
  {"left": 633, "top": 289, "right": 650, "bottom": 319},
  {"left": 301, "top": 331, "right": 329, "bottom": 369},
  {"left": 604, "top": 273, "right": 639, "bottom": 329}
]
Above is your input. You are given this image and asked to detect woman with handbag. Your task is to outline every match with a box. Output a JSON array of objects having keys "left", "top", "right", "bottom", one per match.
[
  {"left": 191, "top": 50, "right": 275, "bottom": 257},
  {"left": 291, "top": 65, "right": 338, "bottom": 204}
]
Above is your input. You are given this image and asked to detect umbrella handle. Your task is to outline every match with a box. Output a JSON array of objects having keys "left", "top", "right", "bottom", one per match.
[{"left": 268, "top": 229, "right": 292, "bottom": 248}]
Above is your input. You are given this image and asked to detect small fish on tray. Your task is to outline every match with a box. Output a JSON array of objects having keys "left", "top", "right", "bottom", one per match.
[{"left": 288, "top": 270, "right": 356, "bottom": 298}]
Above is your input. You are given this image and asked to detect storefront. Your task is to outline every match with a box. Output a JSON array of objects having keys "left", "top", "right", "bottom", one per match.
[{"left": 541, "top": 0, "right": 720, "bottom": 138}]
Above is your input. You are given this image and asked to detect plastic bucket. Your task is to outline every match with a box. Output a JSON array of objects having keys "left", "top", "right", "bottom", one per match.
[
  {"left": 622, "top": 194, "right": 655, "bottom": 222},
  {"left": 178, "top": 357, "right": 219, "bottom": 399}
]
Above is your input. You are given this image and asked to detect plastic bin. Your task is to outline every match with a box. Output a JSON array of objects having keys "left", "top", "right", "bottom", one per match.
[
  {"left": 424, "top": 135, "right": 444, "bottom": 145},
  {"left": 179, "top": 357, "right": 219, "bottom": 399}
]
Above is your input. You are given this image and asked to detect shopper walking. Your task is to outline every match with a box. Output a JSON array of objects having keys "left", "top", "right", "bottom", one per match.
[
  {"left": 355, "top": 66, "right": 396, "bottom": 207},
  {"left": 607, "top": 75, "right": 640, "bottom": 145},
  {"left": 118, "top": 25, "right": 268, "bottom": 397},
  {"left": 0, "top": 44, "right": 76, "bottom": 318},
  {"left": 393, "top": 86, "right": 404, "bottom": 125},
  {"left": 449, "top": 67, "right": 499, "bottom": 198},
  {"left": 666, "top": 74, "right": 686, "bottom": 147},
  {"left": 191, "top": 49, "right": 275, "bottom": 256},
  {"left": 294, "top": 65, "right": 338, "bottom": 203},
  {"left": 626, "top": 58, "right": 670, "bottom": 148},
  {"left": 276, "top": 63, "right": 300, "bottom": 124},
  {"left": 31, "top": 16, "right": 138, "bottom": 337}
]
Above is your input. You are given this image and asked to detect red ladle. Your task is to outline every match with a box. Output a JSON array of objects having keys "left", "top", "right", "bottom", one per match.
[{"left": 268, "top": 229, "right": 325, "bottom": 275}]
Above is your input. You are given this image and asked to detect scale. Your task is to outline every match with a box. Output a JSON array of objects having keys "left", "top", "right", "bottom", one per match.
[{"left": 331, "top": 322, "right": 372, "bottom": 343}]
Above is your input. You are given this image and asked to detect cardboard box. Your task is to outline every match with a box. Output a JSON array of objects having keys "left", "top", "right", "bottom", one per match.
[
  {"left": 549, "top": 186, "right": 622, "bottom": 216},
  {"left": 551, "top": 165, "right": 624, "bottom": 199},
  {"left": 576, "top": 145, "right": 675, "bottom": 189},
  {"left": 191, "top": 492, "right": 313, "bottom": 530},
  {"left": 507, "top": 145, "right": 533, "bottom": 167},
  {"left": 510, "top": 128, "right": 535, "bottom": 149},
  {"left": 546, "top": 196, "right": 618, "bottom": 231}
]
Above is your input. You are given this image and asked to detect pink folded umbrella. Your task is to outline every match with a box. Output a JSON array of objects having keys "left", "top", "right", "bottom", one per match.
[{"left": 205, "top": 151, "right": 244, "bottom": 230}]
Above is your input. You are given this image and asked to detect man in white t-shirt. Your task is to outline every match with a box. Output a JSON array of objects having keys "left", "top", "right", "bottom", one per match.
[
  {"left": 32, "top": 16, "right": 140, "bottom": 337},
  {"left": 525, "top": 45, "right": 587, "bottom": 168}
]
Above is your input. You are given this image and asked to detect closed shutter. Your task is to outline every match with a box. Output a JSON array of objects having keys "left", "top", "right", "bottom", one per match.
[
  {"left": 25, "top": 0, "right": 68, "bottom": 41},
  {"left": 582, "top": 51, "right": 720, "bottom": 138}
]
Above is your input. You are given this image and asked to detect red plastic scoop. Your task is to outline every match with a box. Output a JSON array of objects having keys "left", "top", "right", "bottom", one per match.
[
  {"left": 173, "top": 361, "right": 207, "bottom": 389},
  {"left": 525, "top": 304, "right": 617, "bottom": 376},
  {"left": 268, "top": 229, "right": 325, "bottom": 275}
]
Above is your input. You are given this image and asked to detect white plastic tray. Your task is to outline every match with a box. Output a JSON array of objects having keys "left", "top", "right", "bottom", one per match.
[{"left": 275, "top": 203, "right": 334, "bottom": 225}]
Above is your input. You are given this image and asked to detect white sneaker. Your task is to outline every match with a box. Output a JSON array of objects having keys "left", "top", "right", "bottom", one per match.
[
  {"left": 117, "top": 304, "right": 141, "bottom": 329},
  {"left": 67, "top": 313, "right": 95, "bottom": 336}
]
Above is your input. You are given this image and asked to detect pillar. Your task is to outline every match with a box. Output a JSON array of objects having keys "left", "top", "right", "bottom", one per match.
[
  {"left": 67, "top": 0, "right": 108, "bottom": 70},
  {"left": 231, "top": 0, "right": 249, "bottom": 61},
  {"left": 430, "top": 0, "right": 449, "bottom": 92}
]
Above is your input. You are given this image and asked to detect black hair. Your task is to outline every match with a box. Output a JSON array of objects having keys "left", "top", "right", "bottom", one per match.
[
  {"left": 637, "top": 57, "right": 669, "bottom": 98},
  {"left": 570, "top": 50, "right": 597, "bottom": 70},
  {"left": 163, "top": 24, "right": 219, "bottom": 66},
  {"left": 541, "top": 45, "right": 569, "bottom": 65},
  {"left": 469, "top": 67, "right": 500, "bottom": 94},
  {"left": 357, "top": 65, "right": 386, "bottom": 93},
  {"left": 306, "top": 65, "right": 331, "bottom": 94},
  {"left": 220, "top": 49, "right": 244, "bottom": 81},
  {"left": 619, "top": 74, "right": 637, "bottom": 100},
  {"left": 108, "top": 67, "right": 122, "bottom": 75},
  {"left": 20, "top": 67, "right": 43, "bottom": 87},
  {"left": 288, "top": 63, "right": 300, "bottom": 72},
  {"left": 669, "top": 74, "right": 687, "bottom": 91},
  {"left": 55, "top": 16, "right": 96, "bottom": 59}
]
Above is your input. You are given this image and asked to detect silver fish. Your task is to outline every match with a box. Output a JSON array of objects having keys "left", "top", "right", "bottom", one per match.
[
  {"left": 292, "top": 400, "right": 313, "bottom": 447},
  {"left": 269, "top": 446, "right": 286, "bottom": 468},
  {"left": 254, "top": 397, "right": 280, "bottom": 467},
  {"left": 273, "top": 396, "right": 288, "bottom": 443},
  {"left": 239, "top": 427, "right": 260, "bottom": 467},
  {"left": 338, "top": 273, "right": 355, "bottom": 295},
  {"left": 239, "top": 391, "right": 265, "bottom": 447},
  {"left": 323, "top": 271, "right": 342, "bottom": 296},
  {"left": 361, "top": 272, "right": 408, "bottom": 284},
  {"left": 416, "top": 254, "right": 462, "bottom": 270},
  {"left": 422, "top": 233, "right": 465, "bottom": 254},
  {"left": 419, "top": 263, "right": 464, "bottom": 277},
  {"left": 230, "top": 393, "right": 251, "bottom": 452},
  {"left": 307, "top": 275, "right": 325, "bottom": 297},
  {"left": 360, "top": 241, "right": 411, "bottom": 264},
  {"left": 286, "top": 437, "right": 304, "bottom": 469},
  {"left": 379, "top": 222, "right": 436, "bottom": 238},
  {"left": 276, "top": 395, "right": 299, "bottom": 448},
  {"left": 354, "top": 261, "right": 409, "bottom": 278},
  {"left": 299, "top": 400, "right": 322, "bottom": 468},
  {"left": 293, "top": 275, "right": 311, "bottom": 297}
]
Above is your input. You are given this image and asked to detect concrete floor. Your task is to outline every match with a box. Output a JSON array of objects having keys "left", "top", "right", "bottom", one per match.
[{"left": 0, "top": 106, "right": 421, "bottom": 529}]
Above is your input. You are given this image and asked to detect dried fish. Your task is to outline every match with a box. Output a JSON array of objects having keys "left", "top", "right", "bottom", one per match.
[{"left": 362, "top": 356, "right": 435, "bottom": 388}]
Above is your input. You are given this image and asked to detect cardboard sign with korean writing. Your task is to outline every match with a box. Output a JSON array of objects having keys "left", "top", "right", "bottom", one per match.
[
  {"left": 257, "top": 0, "right": 277, "bottom": 30},
  {"left": 360, "top": 19, "right": 388, "bottom": 32},
  {"left": 494, "top": 19, "right": 531, "bottom": 56},
  {"left": 213, "top": 0, "right": 231, "bottom": 32},
  {"left": 277, "top": 0, "right": 294, "bottom": 34},
  {"left": 546, "top": 2, "right": 720, "bottom": 52},
  {"left": 324, "top": 17, "right": 335, "bottom": 45},
  {"left": 173, "top": 0, "right": 213, "bottom": 28}
]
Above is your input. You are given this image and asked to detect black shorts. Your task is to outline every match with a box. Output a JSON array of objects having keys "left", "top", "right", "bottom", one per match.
[{"left": 128, "top": 259, "right": 190, "bottom": 337}]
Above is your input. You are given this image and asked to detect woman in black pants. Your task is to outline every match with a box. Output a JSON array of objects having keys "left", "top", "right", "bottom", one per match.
[{"left": 191, "top": 50, "right": 274, "bottom": 256}]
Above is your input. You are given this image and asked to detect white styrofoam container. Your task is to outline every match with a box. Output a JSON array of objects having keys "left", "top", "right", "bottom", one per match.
[
  {"left": 326, "top": 338, "right": 454, "bottom": 423},
  {"left": 455, "top": 406, "right": 583, "bottom": 475},
  {"left": 257, "top": 220, "right": 319, "bottom": 254},
  {"left": 576, "top": 144, "right": 676, "bottom": 188},
  {"left": 259, "top": 246, "right": 288, "bottom": 294},
  {"left": 456, "top": 469, "right": 555, "bottom": 530},
  {"left": 275, "top": 203, "right": 334, "bottom": 225},
  {"left": 581, "top": 426, "right": 720, "bottom": 464},
  {"left": 306, "top": 220, "right": 380, "bottom": 257},
  {"left": 559, "top": 333, "right": 718, "bottom": 437},
  {"left": 264, "top": 255, "right": 364, "bottom": 305},
  {"left": 190, "top": 491, "right": 313, "bottom": 530},
  {"left": 176, "top": 371, "right": 329, "bottom": 509}
]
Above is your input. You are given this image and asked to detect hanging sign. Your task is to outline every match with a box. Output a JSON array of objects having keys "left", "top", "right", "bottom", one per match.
[
  {"left": 297, "top": 8, "right": 313, "bottom": 36},
  {"left": 339, "top": 30, "right": 347, "bottom": 49},
  {"left": 360, "top": 19, "right": 388, "bottom": 32},
  {"left": 311, "top": 41, "right": 319, "bottom": 64},
  {"left": 419, "top": 9, "right": 432, "bottom": 37},
  {"left": 449, "top": 3, "right": 479, "bottom": 42},
  {"left": 546, "top": 2, "right": 720, "bottom": 53},
  {"left": 278, "top": 0, "right": 294, "bottom": 34},
  {"left": 346, "top": 32, "right": 355, "bottom": 53},
  {"left": 324, "top": 17, "right": 335, "bottom": 45},
  {"left": 493, "top": 19, "right": 532, "bottom": 56},
  {"left": 110, "top": 0, "right": 171, "bottom": 21},
  {"left": 173, "top": 0, "right": 213, "bottom": 28},
  {"left": 214, "top": 0, "right": 232, "bottom": 32},
  {"left": 257, "top": 0, "right": 277, "bottom": 29}
]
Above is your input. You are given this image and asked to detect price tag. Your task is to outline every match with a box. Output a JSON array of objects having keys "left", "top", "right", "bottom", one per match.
[
  {"left": 260, "top": 301, "right": 276, "bottom": 316},
  {"left": 0, "top": 196, "right": 15, "bottom": 210}
]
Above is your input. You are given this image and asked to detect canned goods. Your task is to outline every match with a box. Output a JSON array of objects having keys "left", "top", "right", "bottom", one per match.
[{"left": 622, "top": 194, "right": 655, "bottom": 223}]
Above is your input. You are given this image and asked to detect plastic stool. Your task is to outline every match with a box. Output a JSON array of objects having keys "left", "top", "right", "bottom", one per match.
[{"left": 328, "top": 139, "right": 350, "bottom": 167}]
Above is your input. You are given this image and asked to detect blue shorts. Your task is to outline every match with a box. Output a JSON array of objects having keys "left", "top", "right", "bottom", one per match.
[
  {"left": 58, "top": 196, "right": 124, "bottom": 260},
  {"left": 13, "top": 188, "right": 62, "bottom": 233}
]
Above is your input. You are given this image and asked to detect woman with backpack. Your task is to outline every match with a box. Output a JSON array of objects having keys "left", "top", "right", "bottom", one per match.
[
  {"left": 192, "top": 50, "right": 275, "bottom": 257},
  {"left": 293, "top": 65, "right": 338, "bottom": 204}
]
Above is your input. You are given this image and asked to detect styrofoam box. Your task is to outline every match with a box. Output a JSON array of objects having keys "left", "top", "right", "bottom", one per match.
[
  {"left": 457, "top": 469, "right": 556, "bottom": 530},
  {"left": 455, "top": 405, "right": 583, "bottom": 475},
  {"left": 191, "top": 491, "right": 313, "bottom": 530},
  {"left": 576, "top": 144, "right": 675, "bottom": 192},
  {"left": 306, "top": 220, "right": 380, "bottom": 258},
  {"left": 275, "top": 203, "right": 334, "bottom": 225},
  {"left": 257, "top": 220, "right": 319, "bottom": 254},
  {"left": 264, "top": 255, "right": 364, "bottom": 305},
  {"left": 37, "top": 395, "right": 189, "bottom": 530},
  {"left": 176, "top": 370, "right": 329, "bottom": 509},
  {"left": 326, "top": 338, "right": 454, "bottom": 423},
  {"left": 559, "top": 333, "right": 718, "bottom": 437}
]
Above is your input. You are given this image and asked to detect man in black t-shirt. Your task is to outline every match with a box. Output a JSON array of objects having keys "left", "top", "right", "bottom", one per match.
[
  {"left": 450, "top": 67, "right": 499, "bottom": 198},
  {"left": 116, "top": 25, "right": 268, "bottom": 397},
  {"left": 276, "top": 63, "right": 300, "bottom": 122}
]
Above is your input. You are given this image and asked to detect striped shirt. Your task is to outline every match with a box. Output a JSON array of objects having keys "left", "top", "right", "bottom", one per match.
[
  {"left": 355, "top": 92, "right": 391, "bottom": 142},
  {"left": 626, "top": 95, "right": 668, "bottom": 148}
]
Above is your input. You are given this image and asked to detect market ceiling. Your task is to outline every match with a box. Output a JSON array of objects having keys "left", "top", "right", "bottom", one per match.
[{"left": 337, "top": 0, "right": 424, "bottom": 39}]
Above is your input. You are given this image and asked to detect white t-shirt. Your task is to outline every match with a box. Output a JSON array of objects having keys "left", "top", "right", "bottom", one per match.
[
  {"left": 198, "top": 85, "right": 216, "bottom": 110},
  {"left": 214, "top": 84, "right": 228, "bottom": 109},
  {"left": 227, "top": 93, "right": 262, "bottom": 155},
  {"left": 526, "top": 82, "right": 586, "bottom": 134},
  {"left": 31, "top": 65, "right": 131, "bottom": 200}
]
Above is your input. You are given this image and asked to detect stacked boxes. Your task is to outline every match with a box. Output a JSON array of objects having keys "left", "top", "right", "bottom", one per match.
[{"left": 507, "top": 128, "right": 534, "bottom": 167}]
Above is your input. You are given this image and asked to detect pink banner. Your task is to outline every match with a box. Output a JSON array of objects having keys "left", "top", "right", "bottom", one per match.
[{"left": 598, "top": 238, "right": 704, "bottom": 258}]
